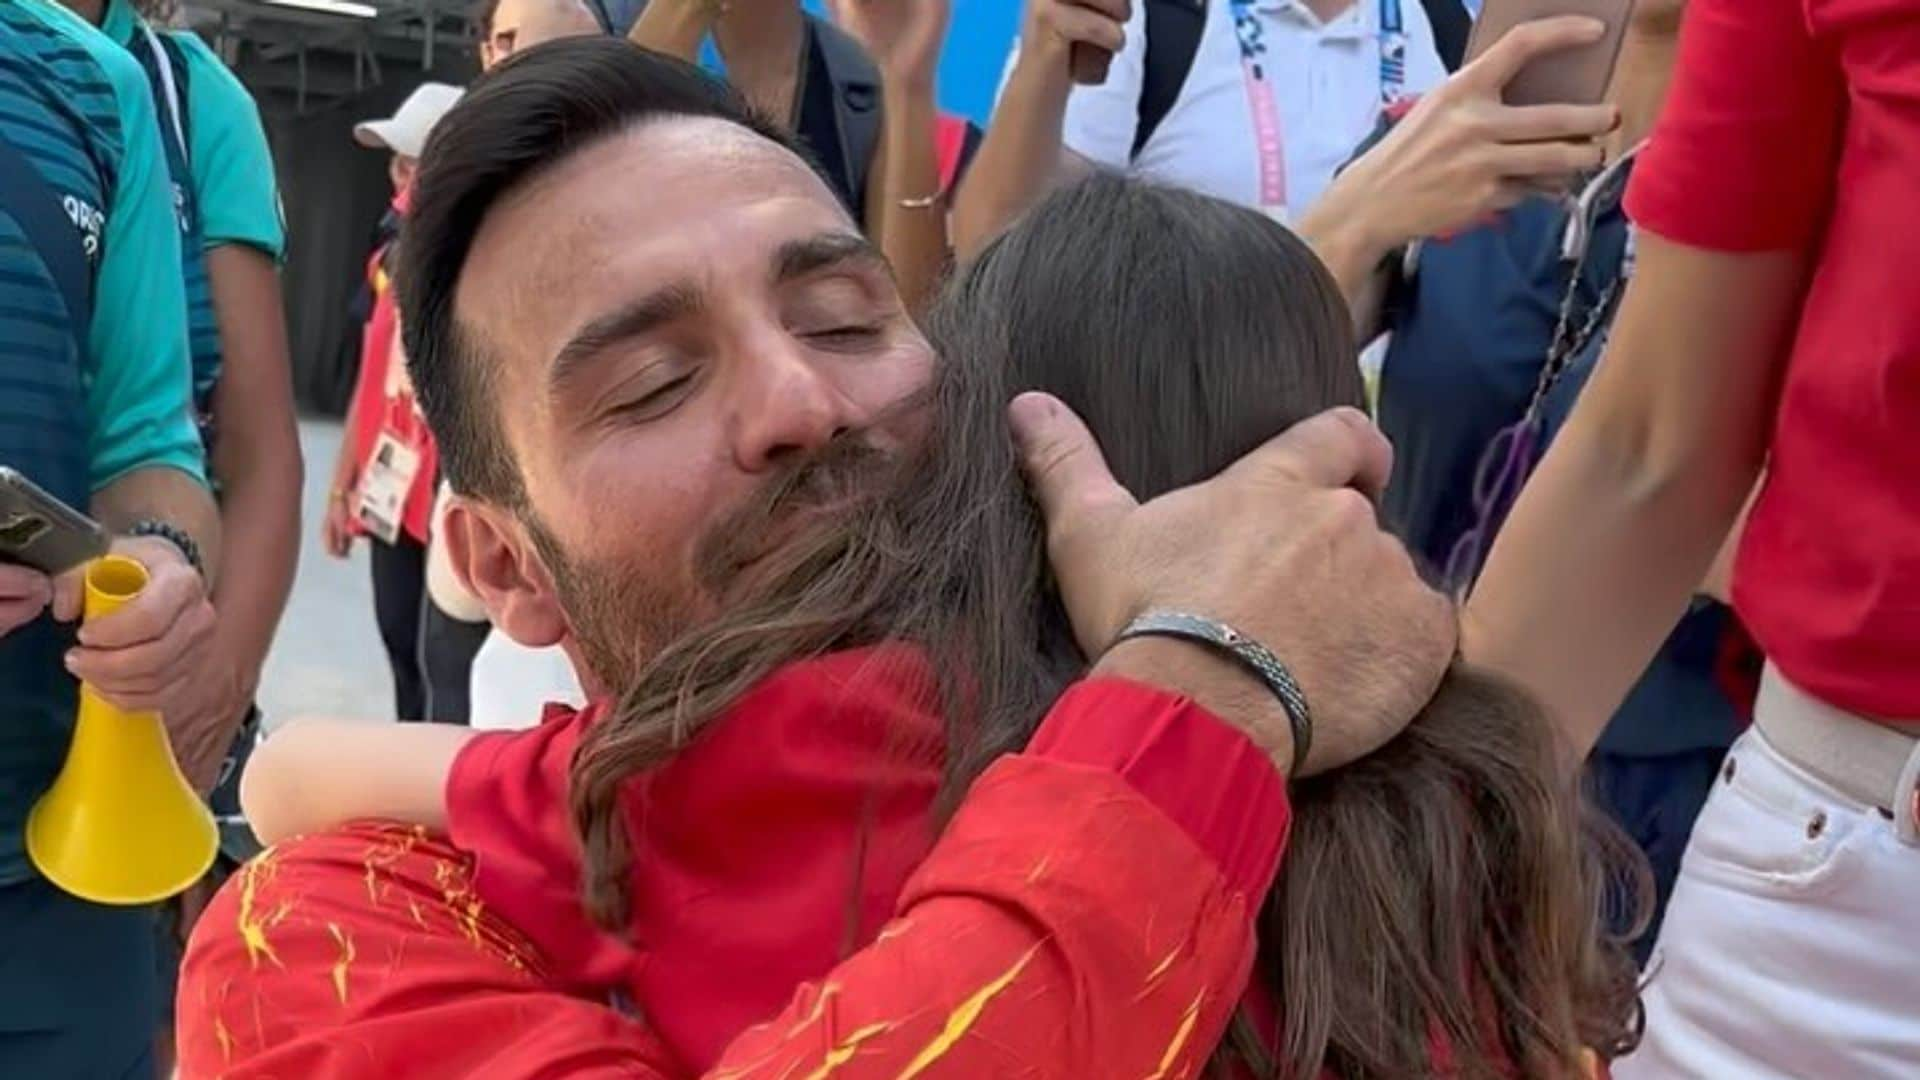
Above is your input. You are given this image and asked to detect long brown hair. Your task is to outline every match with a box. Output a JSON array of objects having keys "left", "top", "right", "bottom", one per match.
[{"left": 571, "top": 173, "right": 1645, "bottom": 1077}]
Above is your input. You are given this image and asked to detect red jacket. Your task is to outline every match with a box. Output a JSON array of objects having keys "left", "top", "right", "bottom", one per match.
[
  {"left": 177, "top": 664, "right": 1291, "bottom": 1078},
  {"left": 343, "top": 188, "right": 437, "bottom": 545}
]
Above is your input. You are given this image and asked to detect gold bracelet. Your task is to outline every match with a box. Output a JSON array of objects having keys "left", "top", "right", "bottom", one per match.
[{"left": 897, "top": 192, "right": 942, "bottom": 210}]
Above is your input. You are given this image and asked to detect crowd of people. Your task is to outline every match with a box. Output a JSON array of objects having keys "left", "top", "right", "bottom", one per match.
[{"left": 0, "top": 0, "right": 1912, "bottom": 1076}]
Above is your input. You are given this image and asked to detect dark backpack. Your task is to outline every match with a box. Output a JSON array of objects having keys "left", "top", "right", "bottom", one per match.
[
  {"left": 812, "top": 16, "right": 883, "bottom": 213},
  {"left": 1132, "top": 0, "right": 1209, "bottom": 161}
]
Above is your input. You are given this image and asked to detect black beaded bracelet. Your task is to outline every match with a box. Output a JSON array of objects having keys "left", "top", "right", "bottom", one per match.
[
  {"left": 129, "top": 519, "right": 205, "bottom": 581},
  {"left": 1113, "top": 610, "right": 1313, "bottom": 777}
]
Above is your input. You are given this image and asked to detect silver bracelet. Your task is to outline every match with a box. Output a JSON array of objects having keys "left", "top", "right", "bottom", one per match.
[
  {"left": 1112, "top": 610, "right": 1313, "bottom": 776},
  {"left": 897, "top": 192, "right": 942, "bottom": 210}
]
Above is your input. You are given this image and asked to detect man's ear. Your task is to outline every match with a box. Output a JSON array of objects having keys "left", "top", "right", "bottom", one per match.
[{"left": 445, "top": 498, "right": 567, "bottom": 649}]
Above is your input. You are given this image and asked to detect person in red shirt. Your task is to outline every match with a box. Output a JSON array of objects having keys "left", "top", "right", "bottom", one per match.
[
  {"left": 320, "top": 82, "right": 491, "bottom": 725},
  {"left": 240, "top": 174, "right": 1639, "bottom": 1078},
  {"left": 1457, "top": 0, "right": 1920, "bottom": 1074},
  {"left": 176, "top": 38, "right": 1460, "bottom": 1078}
]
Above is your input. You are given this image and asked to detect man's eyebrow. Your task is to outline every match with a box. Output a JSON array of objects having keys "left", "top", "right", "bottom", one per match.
[
  {"left": 772, "top": 231, "right": 887, "bottom": 284},
  {"left": 548, "top": 282, "right": 704, "bottom": 396}
]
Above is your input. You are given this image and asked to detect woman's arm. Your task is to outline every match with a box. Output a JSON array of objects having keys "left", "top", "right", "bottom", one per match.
[
  {"left": 1463, "top": 240, "right": 1806, "bottom": 754},
  {"left": 240, "top": 719, "right": 476, "bottom": 843},
  {"left": 833, "top": 0, "right": 952, "bottom": 313},
  {"left": 1295, "top": 18, "right": 1619, "bottom": 340},
  {"left": 948, "top": 0, "right": 1122, "bottom": 260},
  {"left": 626, "top": 0, "right": 725, "bottom": 61}
]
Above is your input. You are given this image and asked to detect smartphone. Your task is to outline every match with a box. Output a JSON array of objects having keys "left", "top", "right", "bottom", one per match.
[
  {"left": 1464, "top": 0, "right": 1638, "bottom": 107},
  {"left": 0, "top": 467, "right": 109, "bottom": 576}
]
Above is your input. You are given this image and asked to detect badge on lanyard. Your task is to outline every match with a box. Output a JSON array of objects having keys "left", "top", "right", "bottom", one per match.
[
  {"left": 355, "top": 430, "right": 423, "bottom": 545},
  {"left": 1229, "top": 0, "right": 1409, "bottom": 223}
]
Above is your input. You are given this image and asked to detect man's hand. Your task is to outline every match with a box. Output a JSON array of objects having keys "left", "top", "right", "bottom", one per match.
[
  {"left": 1329, "top": 16, "right": 1620, "bottom": 254},
  {"left": 1011, "top": 393, "right": 1455, "bottom": 776},
  {"left": 1018, "top": 0, "right": 1128, "bottom": 84},
  {"left": 57, "top": 535, "right": 216, "bottom": 716},
  {"left": 0, "top": 564, "right": 52, "bottom": 637},
  {"left": 828, "top": 0, "right": 951, "bottom": 84},
  {"left": 154, "top": 638, "right": 253, "bottom": 793}
]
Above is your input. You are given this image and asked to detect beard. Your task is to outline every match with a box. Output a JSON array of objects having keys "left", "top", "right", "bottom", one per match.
[{"left": 522, "top": 434, "right": 900, "bottom": 695}]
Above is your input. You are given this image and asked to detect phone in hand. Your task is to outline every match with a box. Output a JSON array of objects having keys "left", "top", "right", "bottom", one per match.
[
  {"left": 1464, "top": 0, "right": 1638, "bottom": 107},
  {"left": 0, "top": 467, "right": 110, "bottom": 576}
]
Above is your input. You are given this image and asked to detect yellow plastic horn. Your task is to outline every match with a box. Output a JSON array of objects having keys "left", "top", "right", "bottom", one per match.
[{"left": 26, "top": 555, "right": 217, "bottom": 904}]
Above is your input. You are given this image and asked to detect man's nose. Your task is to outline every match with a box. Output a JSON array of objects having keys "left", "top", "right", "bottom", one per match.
[{"left": 729, "top": 338, "right": 863, "bottom": 472}]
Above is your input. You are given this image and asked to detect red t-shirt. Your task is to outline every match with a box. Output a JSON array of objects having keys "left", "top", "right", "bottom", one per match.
[
  {"left": 447, "top": 647, "right": 1297, "bottom": 1073},
  {"left": 1623, "top": 0, "right": 1920, "bottom": 717},
  {"left": 446, "top": 650, "right": 1533, "bottom": 1078},
  {"left": 179, "top": 666, "right": 1291, "bottom": 1078}
]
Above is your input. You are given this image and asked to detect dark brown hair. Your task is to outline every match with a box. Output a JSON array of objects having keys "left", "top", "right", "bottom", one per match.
[
  {"left": 571, "top": 173, "right": 1644, "bottom": 1077},
  {"left": 399, "top": 37, "right": 815, "bottom": 506}
]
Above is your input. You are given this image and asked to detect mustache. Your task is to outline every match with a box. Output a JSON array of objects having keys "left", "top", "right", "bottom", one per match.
[{"left": 693, "top": 436, "right": 898, "bottom": 594}]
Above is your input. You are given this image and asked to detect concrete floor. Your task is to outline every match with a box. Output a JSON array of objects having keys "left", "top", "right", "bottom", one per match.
[{"left": 254, "top": 419, "right": 393, "bottom": 728}]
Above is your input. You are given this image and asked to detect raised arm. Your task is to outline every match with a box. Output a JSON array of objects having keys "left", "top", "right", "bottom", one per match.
[
  {"left": 625, "top": 0, "right": 724, "bottom": 61},
  {"left": 1295, "top": 17, "right": 1619, "bottom": 340},
  {"left": 948, "top": 0, "right": 1125, "bottom": 259},
  {"left": 831, "top": 0, "right": 954, "bottom": 313},
  {"left": 1461, "top": 0, "right": 1841, "bottom": 755}
]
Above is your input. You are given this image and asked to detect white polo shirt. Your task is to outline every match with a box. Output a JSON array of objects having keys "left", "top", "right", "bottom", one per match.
[{"left": 1049, "top": 0, "right": 1447, "bottom": 217}]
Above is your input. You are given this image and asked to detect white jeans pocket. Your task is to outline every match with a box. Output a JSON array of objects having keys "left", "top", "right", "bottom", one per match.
[{"left": 1678, "top": 729, "right": 1867, "bottom": 901}]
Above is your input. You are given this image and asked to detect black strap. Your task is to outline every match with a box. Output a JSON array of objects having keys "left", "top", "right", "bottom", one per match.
[
  {"left": 0, "top": 136, "right": 93, "bottom": 359},
  {"left": 812, "top": 17, "right": 882, "bottom": 215},
  {"left": 1133, "top": 0, "right": 1208, "bottom": 161}
]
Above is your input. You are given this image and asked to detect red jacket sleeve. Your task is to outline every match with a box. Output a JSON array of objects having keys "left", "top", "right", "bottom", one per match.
[{"left": 178, "top": 678, "right": 1290, "bottom": 1079}]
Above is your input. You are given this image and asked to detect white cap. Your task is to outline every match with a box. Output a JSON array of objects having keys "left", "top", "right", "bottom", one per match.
[{"left": 353, "top": 82, "right": 464, "bottom": 158}]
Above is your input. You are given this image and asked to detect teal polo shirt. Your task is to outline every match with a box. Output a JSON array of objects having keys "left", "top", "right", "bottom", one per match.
[
  {"left": 0, "top": 0, "right": 202, "bottom": 492},
  {"left": 100, "top": 0, "right": 285, "bottom": 427},
  {"left": 0, "top": 0, "right": 204, "bottom": 887}
]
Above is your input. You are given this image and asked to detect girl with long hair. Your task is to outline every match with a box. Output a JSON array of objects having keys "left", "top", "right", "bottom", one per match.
[{"left": 247, "top": 173, "right": 1644, "bottom": 1078}]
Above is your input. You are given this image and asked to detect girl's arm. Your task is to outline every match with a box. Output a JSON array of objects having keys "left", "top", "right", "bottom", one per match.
[{"left": 240, "top": 719, "right": 477, "bottom": 844}]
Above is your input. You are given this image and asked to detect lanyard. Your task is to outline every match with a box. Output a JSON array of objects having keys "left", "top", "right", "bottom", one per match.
[
  {"left": 1228, "top": 0, "right": 1407, "bottom": 220},
  {"left": 1440, "top": 146, "right": 1645, "bottom": 595}
]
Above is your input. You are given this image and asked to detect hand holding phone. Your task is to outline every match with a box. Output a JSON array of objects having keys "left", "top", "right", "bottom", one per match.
[
  {"left": 0, "top": 467, "right": 107, "bottom": 638},
  {"left": 0, "top": 467, "right": 109, "bottom": 577},
  {"left": 1464, "top": 0, "right": 1637, "bottom": 107},
  {"left": 1314, "top": 16, "right": 1620, "bottom": 257},
  {"left": 0, "top": 564, "right": 53, "bottom": 638}
]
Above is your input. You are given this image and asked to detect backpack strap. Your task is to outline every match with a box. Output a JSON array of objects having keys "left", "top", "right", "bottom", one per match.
[
  {"left": 811, "top": 17, "right": 883, "bottom": 214},
  {"left": 1132, "top": 0, "right": 1207, "bottom": 161},
  {"left": 0, "top": 138, "right": 93, "bottom": 359},
  {"left": 138, "top": 23, "right": 189, "bottom": 162}
]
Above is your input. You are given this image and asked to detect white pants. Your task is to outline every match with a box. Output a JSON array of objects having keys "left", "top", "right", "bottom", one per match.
[{"left": 1615, "top": 704, "right": 1920, "bottom": 1078}]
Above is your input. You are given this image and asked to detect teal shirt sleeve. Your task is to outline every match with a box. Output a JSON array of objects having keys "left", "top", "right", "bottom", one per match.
[
  {"left": 173, "top": 31, "right": 285, "bottom": 260},
  {"left": 85, "top": 35, "right": 206, "bottom": 491}
]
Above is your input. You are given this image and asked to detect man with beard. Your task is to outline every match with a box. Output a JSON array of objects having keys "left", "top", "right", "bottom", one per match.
[{"left": 177, "top": 39, "right": 1453, "bottom": 1078}]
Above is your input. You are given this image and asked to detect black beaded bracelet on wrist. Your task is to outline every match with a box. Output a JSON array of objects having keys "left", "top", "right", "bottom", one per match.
[
  {"left": 129, "top": 519, "right": 205, "bottom": 581},
  {"left": 1112, "top": 610, "right": 1314, "bottom": 777}
]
